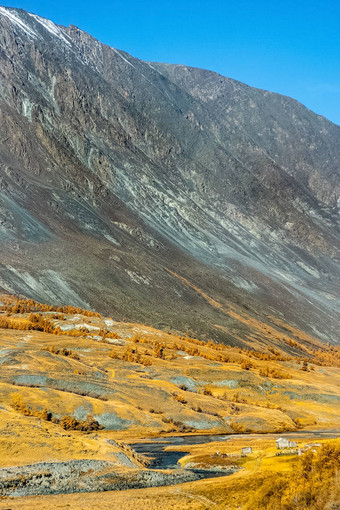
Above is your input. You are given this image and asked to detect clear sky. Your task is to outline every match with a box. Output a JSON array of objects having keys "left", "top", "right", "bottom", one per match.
[{"left": 2, "top": 0, "right": 340, "bottom": 125}]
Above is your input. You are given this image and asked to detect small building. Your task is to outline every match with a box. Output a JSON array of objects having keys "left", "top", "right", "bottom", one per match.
[
  {"left": 276, "top": 438, "right": 297, "bottom": 449},
  {"left": 241, "top": 447, "right": 253, "bottom": 456},
  {"left": 298, "top": 443, "right": 322, "bottom": 456},
  {"left": 299, "top": 443, "right": 322, "bottom": 455}
]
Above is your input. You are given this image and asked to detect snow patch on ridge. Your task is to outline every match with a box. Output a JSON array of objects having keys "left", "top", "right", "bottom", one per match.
[
  {"left": 112, "top": 48, "right": 136, "bottom": 69},
  {"left": 27, "top": 13, "right": 72, "bottom": 46},
  {"left": 0, "top": 7, "right": 38, "bottom": 39}
]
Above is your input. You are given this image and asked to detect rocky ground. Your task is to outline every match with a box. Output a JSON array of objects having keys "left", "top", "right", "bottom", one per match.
[{"left": 0, "top": 459, "right": 203, "bottom": 497}]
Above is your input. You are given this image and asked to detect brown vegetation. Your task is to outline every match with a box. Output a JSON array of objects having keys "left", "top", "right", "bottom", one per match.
[
  {"left": 100, "top": 329, "right": 121, "bottom": 340},
  {"left": 1, "top": 295, "right": 100, "bottom": 317},
  {"left": 10, "top": 393, "right": 103, "bottom": 431},
  {"left": 42, "top": 345, "right": 80, "bottom": 360},
  {"left": 259, "top": 367, "right": 291, "bottom": 379},
  {"left": 160, "top": 416, "right": 195, "bottom": 433},
  {"left": 10, "top": 393, "right": 52, "bottom": 421},
  {"left": 109, "top": 346, "right": 153, "bottom": 366},
  {"left": 2, "top": 295, "right": 340, "bottom": 371},
  {"left": 60, "top": 414, "right": 103, "bottom": 431},
  {"left": 0, "top": 313, "right": 82, "bottom": 337},
  {"left": 241, "top": 360, "right": 253, "bottom": 370},
  {"left": 173, "top": 393, "right": 187, "bottom": 405},
  {"left": 247, "top": 441, "right": 340, "bottom": 509}
]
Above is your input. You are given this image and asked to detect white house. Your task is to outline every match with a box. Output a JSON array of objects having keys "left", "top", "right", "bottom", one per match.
[
  {"left": 241, "top": 447, "right": 253, "bottom": 455},
  {"left": 299, "top": 443, "right": 322, "bottom": 455},
  {"left": 276, "top": 438, "right": 297, "bottom": 449}
]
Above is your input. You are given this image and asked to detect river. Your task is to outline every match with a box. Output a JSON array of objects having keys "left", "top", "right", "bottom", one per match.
[{"left": 130, "top": 429, "right": 340, "bottom": 471}]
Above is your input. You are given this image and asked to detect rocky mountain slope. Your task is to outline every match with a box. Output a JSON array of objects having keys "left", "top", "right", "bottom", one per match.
[{"left": 0, "top": 6, "right": 339, "bottom": 346}]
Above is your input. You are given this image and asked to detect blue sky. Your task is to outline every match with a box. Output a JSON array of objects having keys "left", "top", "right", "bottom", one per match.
[{"left": 2, "top": 0, "right": 340, "bottom": 124}]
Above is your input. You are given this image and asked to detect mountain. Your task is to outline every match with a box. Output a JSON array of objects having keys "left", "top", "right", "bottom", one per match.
[{"left": 0, "top": 6, "right": 339, "bottom": 347}]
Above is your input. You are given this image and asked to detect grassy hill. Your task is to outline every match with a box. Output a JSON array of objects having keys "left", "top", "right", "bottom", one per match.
[{"left": 0, "top": 294, "right": 339, "bottom": 506}]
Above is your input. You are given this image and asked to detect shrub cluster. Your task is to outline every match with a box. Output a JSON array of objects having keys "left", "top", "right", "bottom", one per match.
[
  {"left": 99, "top": 329, "right": 120, "bottom": 340},
  {"left": 60, "top": 414, "right": 103, "bottom": 431},
  {"left": 10, "top": 393, "right": 103, "bottom": 431},
  {"left": 259, "top": 367, "right": 291, "bottom": 379},
  {"left": 1, "top": 295, "right": 100, "bottom": 317},
  {"left": 247, "top": 441, "right": 340, "bottom": 509},
  {"left": 0, "top": 315, "right": 55, "bottom": 333},
  {"left": 172, "top": 393, "right": 187, "bottom": 404},
  {"left": 42, "top": 345, "right": 80, "bottom": 360},
  {"left": 109, "top": 346, "right": 152, "bottom": 366},
  {"left": 160, "top": 416, "right": 195, "bottom": 433},
  {"left": 10, "top": 393, "right": 52, "bottom": 420},
  {"left": 241, "top": 360, "right": 253, "bottom": 370}
]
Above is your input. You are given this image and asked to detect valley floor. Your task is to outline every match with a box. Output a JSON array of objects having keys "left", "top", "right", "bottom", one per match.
[
  {"left": 0, "top": 295, "right": 339, "bottom": 507},
  {"left": 2, "top": 432, "right": 340, "bottom": 509}
]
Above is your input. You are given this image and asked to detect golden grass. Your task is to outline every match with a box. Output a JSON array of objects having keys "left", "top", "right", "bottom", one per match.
[
  {"left": 3, "top": 438, "right": 339, "bottom": 510},
  {"left": 0, "top": 296, "right": 340, "bottom": 507}
]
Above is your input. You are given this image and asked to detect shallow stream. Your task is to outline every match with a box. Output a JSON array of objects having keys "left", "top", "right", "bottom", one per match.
[{"left": 131, "top": 429, "right": 340, "bottom": 473}]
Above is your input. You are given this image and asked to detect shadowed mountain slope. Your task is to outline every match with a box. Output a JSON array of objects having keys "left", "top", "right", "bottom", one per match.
[{"left": 0, "top": 6, "right": 339, "bottom": 346}]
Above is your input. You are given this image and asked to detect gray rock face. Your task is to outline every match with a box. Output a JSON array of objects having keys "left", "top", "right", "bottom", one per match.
[
  {"left": 0, "top": 459, "right": 200, "bottom": 496},
  {"left": 0, "top": 6, "right": 339, "bottom": 345}
]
